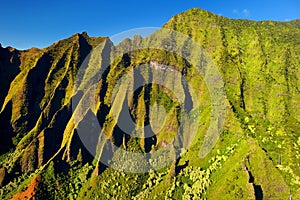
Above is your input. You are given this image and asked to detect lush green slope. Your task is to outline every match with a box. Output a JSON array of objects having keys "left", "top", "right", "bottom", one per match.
[{"left": 0, "top": 8, "right": 299, "bottom": 199}]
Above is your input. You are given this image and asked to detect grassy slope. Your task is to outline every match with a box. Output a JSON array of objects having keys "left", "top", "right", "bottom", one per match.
[{"left": 0, "top": 8, "right": 299, "bottom": 200}]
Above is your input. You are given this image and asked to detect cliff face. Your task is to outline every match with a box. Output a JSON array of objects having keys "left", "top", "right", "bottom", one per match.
[
  {"left": 0, "top": 33, "right": 106, "bottom": 171},
  {"left": 0, "top": 8, "right": 299, "bottom": 199}
]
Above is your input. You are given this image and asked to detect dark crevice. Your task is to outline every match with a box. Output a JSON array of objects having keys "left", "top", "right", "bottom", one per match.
[
  {"left": 76, "top": 109, "right": 101, "bottom": 161},
  {"left": 253, "top": 184, "right": 263, "bottom": 200},
  {"left": 246, "top": 166, "right": 263, "bottom": 200},
  {"left": 132, "top": 67, "right": 157, "bottom": 152},
  {"left": 240, "top": 77, "right": 246, "bottom": 110},
  {"left": 175, "top": 160, "right": 189, "bottom": 175},
  {"left": 237, "top": 68, "right": 246, "bottom": 110},
  {"left": 245, "top": 156, "right": 263, "bottom": 200},
  {"left": 41, "top": 105, "right": 72, "bottom": 165},
  {"left": 112, "top": 97, "right": 135, "bottom": 148},
  {"left": 0, "top": 101, "right": 14, "bottom": 153},
  {"left": 181, "top": 75, "right": 193, "bottom": 112},
  {"left": 143, "top": 83, "right": 157, "bottom": 152}
]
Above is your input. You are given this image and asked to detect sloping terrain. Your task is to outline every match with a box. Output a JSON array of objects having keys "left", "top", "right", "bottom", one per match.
[{"left": 0, "top": 8, "right": 299, "bottom": 199}]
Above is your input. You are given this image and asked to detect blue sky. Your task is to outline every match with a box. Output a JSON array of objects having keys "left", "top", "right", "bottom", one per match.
[{"left": 0, "top": 0, "right": 299, "bottom": 50}]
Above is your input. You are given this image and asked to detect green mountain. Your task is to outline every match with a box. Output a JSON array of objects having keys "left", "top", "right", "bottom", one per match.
[{"left": 0, "top": 8, "right": 299, "bottom": 199}]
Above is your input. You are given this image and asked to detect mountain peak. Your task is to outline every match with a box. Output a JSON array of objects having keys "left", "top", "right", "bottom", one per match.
[
  {"left": 178, "top": 7, "right": 221, "bottom": 19},
  {"left": 71, "top": 32, "right": 87, "bottom": 39},
  {"left": 81, "top": 31, "right": 88, "bottom": 37}
]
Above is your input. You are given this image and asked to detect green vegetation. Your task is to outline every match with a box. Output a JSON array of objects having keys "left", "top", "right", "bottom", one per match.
[{"left": 0, "top": 8, "right": 299, "bottom": 199}]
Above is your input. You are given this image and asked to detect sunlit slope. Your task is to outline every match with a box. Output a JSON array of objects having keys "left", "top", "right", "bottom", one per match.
[{"left": 0, "top": 8, "right": 299, "bottom": 199}]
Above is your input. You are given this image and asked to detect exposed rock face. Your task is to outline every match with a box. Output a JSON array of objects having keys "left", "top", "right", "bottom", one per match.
[
  {"left": 0, "top": 167, "right": 7, "bottom": 187},
  {"left": 11, "top": 175, "right": 42, "bottom": 200}
]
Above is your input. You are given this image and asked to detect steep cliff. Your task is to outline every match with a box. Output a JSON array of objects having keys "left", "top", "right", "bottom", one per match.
[{"left": 0, "top": 8, "right": 299, "bottom": 199}]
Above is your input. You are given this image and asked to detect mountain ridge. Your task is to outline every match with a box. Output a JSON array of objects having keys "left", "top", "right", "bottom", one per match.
[
  {"left": 1, "top": 8, "right": 300, "bottom": 51},
  {"left": 0, "top": 8, "right": 299, "bottom": 199}
]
